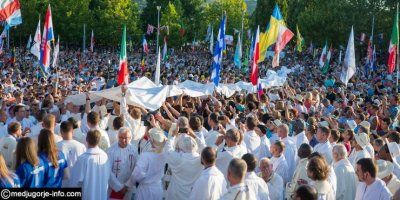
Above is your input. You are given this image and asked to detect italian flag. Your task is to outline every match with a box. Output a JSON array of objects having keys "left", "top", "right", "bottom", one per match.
[
  {"left": 117, "top": 25, "right": 128, "bottom": 85},
  {"left": 321, "top": 47, "right": 332, "bottom": 74},
  {"left": 388, "top": 6, "right": 399, "bottom": 74}
]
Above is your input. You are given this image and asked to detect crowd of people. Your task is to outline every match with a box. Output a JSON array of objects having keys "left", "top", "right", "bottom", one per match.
[{"left": 0, "top": 44, "right": 399, "bottom": 200}]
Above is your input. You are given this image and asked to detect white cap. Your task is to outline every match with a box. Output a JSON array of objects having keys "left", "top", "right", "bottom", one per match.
[
  {"left": 149, "top": 128, "right": 167, "bottom": 143},
  {"left": 346, "top": 120, "right": 357, "bottom": 130},
  {"left": 377, "top": 160, "right": 394, "bottom": 179},
  {"left": 354, "top": 132, "right": 369, "bottom": 149}
]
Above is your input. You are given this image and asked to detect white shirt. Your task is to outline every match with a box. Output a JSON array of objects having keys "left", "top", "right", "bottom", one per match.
[
  {"left": 90, "top": 127, "right": 110, "bottom": 151},
  {"left": 244, "top": 130, "right": 261, "bottom": 155},
  {"left": 120, "top": 96, "right": 145, "bottom": 145},
  {"left": 355, "top": 179, "right": 392, "bottom": 200},
  {"left": 349, "top": 149, "right": 371, "bottom": 169},
  {"left": 270, "top": 154, "right": 290, "bottom": 184},
  {"left": 107, "top": 143, "right": 137, "bottom": 200},
  {"left": 189, "top": 166, "right": 227, "bottom": 200},
  {"left": 257, "top": 135, "right": 271, "bottom": 160},
  {"left": 107, "top": 129, "right": 118, "bottom": 145},
  {"left": 333, "top": 158, "right": 357, "bottom": 200},
  {"left": 282, "top": 137, "right": 297, "bottom": 180},
  {"left": 310, "top": 180, "right": 335, "bottom": 200},
  {"left": 292, "top": 158, "right": 311, "bottom": 186},
  {"left": 205, "top": 130, "right": 221, "bottom": 147},
  {"left": 293, "top": 131, "right": 309, "bottom": 149},
  {"left": 220, "top": 183, "right": 257, "bottom": 200},
  {"left": 314, "top": 140, "right": 333, "bottom": 164},
  {"left": 262, "top": 172, "right": 284, "bottom": 200},
  {"left": 57, "top": 139, "right": 87, "bottom": 187},
  {"left": 0, "top": 123, "right": 7, "bottom": 138},
  {"left": 245, "top": 172, "right": 270, "bottom": 200},
  {"left": 216, "top": 145, "right": 247, "bottom": 179},
  {"left": 8, "top": 117, "right": 33, "bottom": 130},
  {"left": 0, "top": 135, "right": 17, "bottom": 170},
  {"left": 70, "top": 147, "right": 111, "bottom": 200}
]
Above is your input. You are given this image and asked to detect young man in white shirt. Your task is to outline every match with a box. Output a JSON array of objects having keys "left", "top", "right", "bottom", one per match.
[
  {"left": 314, "top": 125, "right": 333, "bottom": 164},
  {"left": 242, "top": 153, "right": 270, "bottom": 200},
  {"left": 270, "top": 141, "right": 290, "bottom": 184}
]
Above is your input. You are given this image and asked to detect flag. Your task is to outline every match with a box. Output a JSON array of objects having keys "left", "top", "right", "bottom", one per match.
[
  {"left": 0, "top": 26, "right": 6, "bottom": 38},
  {"left": 319, "top": 42, "right": 327, "bottom": 68},
  {"left": 147, "top": 24, "right": 154, "bottom": 35},
  {"left": 272, "top": 24, "right": 294, "bottom": 67},
  {"left": 360, "top": 33, "right": 366, "bottom": 43},
  {"left": 26, "top": 34, "right": 31, "bottom": 50},
  {"left": 0, "top": 0, "right": 22, "bottom": 27},
  {"left": 296, "top": 25, "right": 304, "bottom": 52},
  {"left": 162, "top": 36, "right": 168, "bottom": 61},
  {"left": 210, "top": 15, "right": 226, "bottom": 86},
  {"left": 259, "top": 4, "right": 285, "bottom": 62},
  {"left": 52, "top": 36, "right": 59, "bottom": 68},
  {"left": 340, "top": 27, "right": 356, "bottom": 86},
  {"left": 179, "top": 21, "right": 185, "bottom": 37},
  {"left": 243, "top": 47, "right": 249, "bottom": 70},
  {"left": 234, "top": 34, "right": 242, "bottom": 68},
  {"left": 140, "top": 57, "right": 145, "bottom": 70},
  {"left": 257, "top": 83, "right": 264, "bottom": 99},
  {"left": 155, "top": 47, "right": 161, "bottom": 86},
  {"left": 39, "top": 5, "right": 54, "bottom": 73},
  {"left": 249, "top": 34, "right": 254, "bottom": 61},
  {"left": 388, "top": 6, "right": 398, "bottom": 74},
  {"left": 338, "top": 49, "right": 342, "bottom": 66},
  {"left": 250, "top": 26, "right": 260, "bottom": 86},
  {"left": 372, "top": 45, "right": 376, "bottom": 71},
  {"left": 209, "top": 27, "right": 214, "bottom": 54},
  {"left": 205, "top": 24, "right": 211, "bottom": 41},
  {"left": 142, "top": 35, "right": 149, "bottom": 54},
  {"left": 321, "top": 46, "right": 332, "bottom": 74},
  {"left": 30, "top": 18, "right": 41, "bottom": 59},
  {"left": 117, "top": 25, "right": 128, "bottom": 85},
  {"left": 90, "top": 30, "right": 94, "bottom": 52}
]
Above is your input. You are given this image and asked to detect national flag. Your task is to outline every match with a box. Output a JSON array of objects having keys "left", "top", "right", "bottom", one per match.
[
  {"left": 210, "top": 15, "right": 226, "bottom": 86},
  {"left": 321, "top": 46, "right": 332, "bottom": 74},
  {"left": 250, "top": 26, "right": 260, "bottom": 86},
  {"left": 52, "top": 36, "right": 59, "bottom": 68},
  {"left": 0, "top": 0, "right": 22, "bottom": 27},
  {"left": 162, "top": 36, "right": 168, "bottom": 61},
  {"left": 249, "top": 34, "right": 254, "bottom": 61},
  {"left": 117, "top": 25, "right": 128, "bottom": 85},
  {"left": 90, "top": 30, "right": 94, "bottom": 52},
  {"left": 360, "top": 33, "right": 366, "bottom": 43},
  {"left": 338, "top": 49, "right": 342, "bottom": 66},
  {"left": 146, "top": 24, "right": 154, "bottom": 35},
  {"left": 296, "top": 25, "right": 304, "bottom": 52},
  {"left": 259, "top": 4, "right": 285, "bottom": 62},
  {"left": 30, "top": 18, "right": 41, "bottom": 59},
  {"left": 26, "top": 34, "right": 32, "bottom": 50},
  {"left": 142, "top": 35, "right": 149, "bottom": 54},
  {"left": 234, "top": 34, "right": 242, "bottom": 68},
  {"left": 272, "top": 24, "right": 294, "bottom": 67},
  {"left": 388, "top": 6, "right": 398, "bottom": 74},
  {"left": 155, "top": 47, "right": 161, "bottom": 86},
  {"left": 209, "top": 27, "right": 214, "bottom": 54},
  {"left": 140, "top": 57, "right": 145, "bottom": 70},
  {"left": 39, "top": 5, "right": 54, "bottom": 73},
  {"left": 319, "top": 42, "right": 328, "bottom": 68},
  {"left": 257, "top": 83, "right": 264, "bottom": 99},
  {"left": 340, "top": 27, "right": 356, "bottom": 86}
]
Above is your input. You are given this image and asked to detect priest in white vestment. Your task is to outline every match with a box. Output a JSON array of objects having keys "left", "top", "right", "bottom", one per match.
[
  {"left": 332, "top": 144, "right": 357, "bottom": 200},
  {"left": 242, "top": 153, "right": 270, "bottom": 200},
  {"left": 259, "top": 158, "right": 284, "bottom": 200}
]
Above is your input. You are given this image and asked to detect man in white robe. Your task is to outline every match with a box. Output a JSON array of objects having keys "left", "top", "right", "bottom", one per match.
[
  {"left": 270, "top": 141, "right": 290, "bottom": 184},
  {"left": 259, "top": 157, "right": 284, "bottom": 200},
  {"left": 242, "top": 153, "right": 270, "bottom": 200},
  {"left": 190, "top": 147, "right": 227, "bottom": 200},
  {"left": 292, "top": 119, "right": 309, "bottom": 149},
  {"left": 349, "top": 132, "right": 371, "bottom": 169},
  {"left": 314, "top": 126, "right": 333, "bottom": 164},
  {"left": 107, "top": 127, "right": 138, "bottom": 200},
  {"left": 243, "top": 116, "right": 261, "bottom": 155},
  {"left": 57, "top": 121, "right": 86, "bottom": 187},
  {"left": 277, "top": 124, "right": 297, "bottom": 180},
  {"left": 220, "top": 158, "right": 256, "bottom": 200},
  {"left": 291, "top": 143, "right": 312, "bottom": 190},
  {"left": 70, "top": 130, "right": 111, "bottom": 200},
  {"left": 0, "top": 122, "right": 21, "bottom": 170},
  {"left": 332, "top": 144, "right": 357, "bottom": 200},
  {"left": 355, "top": 158, "right": 392, "bottom": 200}
]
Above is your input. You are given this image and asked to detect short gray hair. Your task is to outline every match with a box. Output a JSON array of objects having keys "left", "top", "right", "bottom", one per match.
[
  {"left": 177, "top": 116, "right": 189, "bottom": 128},
  {"left": 228, "top": 158, "right": 247, "bottom": 181},
  {"left": 333, "top": 144, "right": 348, "bottom": 158},
  {"left": 118, "top": 127, "right": 132, "bottom": 137},
  {"left": 278, "top": 124, "right": 289, "bottom": 134}
]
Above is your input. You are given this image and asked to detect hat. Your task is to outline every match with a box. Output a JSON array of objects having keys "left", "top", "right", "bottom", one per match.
[
  {"left": 354, "top": 132, "right": 369, "bottom": 149},
  {"left": 377, "top": 160, "right": 394, "bottom": 179},
  {"left": 149, "top": 128, "right": 167, "bottom": 143},
  {"left": 346, "top": 120, "right": 357, "bottom": 130},
  {"left": 388, "top": 142, "right": 400, "bottom": 159},
  {"left": 359, "top": 121, "right": 371, "bottom": 131},
  {"left": 188, "top": 74, "right": 194, "bottom": 78},
  {"left": 318, "top": 121, "right": 330, "bottom": 128},
  {"left": 294, "top": 94, "right": 303, "bottom": 103},
  {"left": 373, "top": 99, "right": 381, "bottom": 106},
  {"left": 272, "top": 119, "right": 282, "bottom": 127},
  {"left": 177, "top": 135, "right": 198, "bottom": 153}
]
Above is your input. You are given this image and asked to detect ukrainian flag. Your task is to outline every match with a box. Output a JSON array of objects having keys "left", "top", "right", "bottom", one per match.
[{"left": 258, "top": 4, "right": 285, "bottom": 63}]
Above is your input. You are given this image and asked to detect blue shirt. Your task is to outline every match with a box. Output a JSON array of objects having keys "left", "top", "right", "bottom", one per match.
[
  {"left": 16, "top": 159, "right": 45, "bottom": 188},
  {"left": 0, "top": 173, "right": 20, "bottom": 188},
  {"left": 39, "top": 151, "right": 67, "bottom": 188}
]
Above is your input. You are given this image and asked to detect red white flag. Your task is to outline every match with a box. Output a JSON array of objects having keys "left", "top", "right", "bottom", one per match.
[
  {"left": 272, "top": 24, "right": 294, "bottom": 67},
  {"left": 250, "top": 26, "right": 260, "bottom": 86}
]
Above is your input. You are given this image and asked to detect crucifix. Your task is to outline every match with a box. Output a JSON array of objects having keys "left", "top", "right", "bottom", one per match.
[
  {"left": 129, "top": 154, "right": 134, "bottom": 170},
  {"left": 113, "top": 158, "right": 122, "bottom": 177}
]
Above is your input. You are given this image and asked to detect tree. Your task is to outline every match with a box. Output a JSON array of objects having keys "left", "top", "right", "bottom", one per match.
[
  {"left": 251, "top": 0, "right": 288, "bottom": 29},
  {"left": 161, "top": 2, "right": 183, "bottom": 47}
]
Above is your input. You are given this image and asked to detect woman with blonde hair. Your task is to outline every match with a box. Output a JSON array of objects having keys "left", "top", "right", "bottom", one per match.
[
  {"left": 126, "top": 128, "right": 167, "bottom": 200},
  {"left": 15, "top": 137, "right": 45, "bottom": 188},
  {"left": 307, "top": 156, "right": 335, "bottom": 200},
  {"left": 38, "top": 129, "right": 68, "bottom": 188},
  {"left": 0, "top": 154, "right": 20, "bottom": 188}
]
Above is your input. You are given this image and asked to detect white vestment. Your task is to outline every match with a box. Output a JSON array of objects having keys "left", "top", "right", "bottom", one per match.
[
  {"left": 189, "top": 166, "right": 227, "bottom": 200},
  {"left": 244, "top": 172, "right": 270, "bottom": 200},
  {"left": 333, "top": 159, "right": 357, "bottom": 200},
  {"left": 56, "top": 139, "right": 86, "bottom": 187},
  {"left": 355, "top": 178, "right": 392, "bottom": 200},
  {"left": 216, "top": 145, "right": 247, "bottom": 179}
]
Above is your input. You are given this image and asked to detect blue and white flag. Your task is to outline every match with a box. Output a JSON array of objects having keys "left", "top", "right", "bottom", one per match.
[
  {"left": 210, "top": 16, "right": 226, "bottom": 86},
  {"left": 234, "top": 34, "right": 242, "bottom": 68}
]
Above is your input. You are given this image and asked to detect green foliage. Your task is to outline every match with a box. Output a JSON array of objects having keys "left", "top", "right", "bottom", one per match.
[{"left": 161, "top": 2, "right": 183, "bottom": 47}]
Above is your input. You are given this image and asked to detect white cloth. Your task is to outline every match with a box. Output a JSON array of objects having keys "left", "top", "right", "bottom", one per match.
[
  {"left": 120, "top": 96, "right": 145, "bottom": 145},
  {"left": 310, "top": 180, "right": 335, "bottom": 200},
  {"left": 216, "top": 145, "right": 247, "bottom": 179},
  {"left": 257, "top": 135, "right": 271, "bottom": 160},
  {"left": 293, "top": 131, "right": 309, "bottom": 149},
  {"left": 282, "top": 137, "right": 297, "bottom": 180},
  {"left": 386, "top": 174, "right": 400, "bottom": 195},
  {"left": 333, "top": 159, "right": 357, "bottom": 200},
  {"left": 0, "top": 135, "right": 17, "bottom": 170},
  {"left": 70, "top": 147, "right": 111, "bottom": 200},
  {"left": 314, "top": 141, "right": 333, "bottom": 164},
  {"left": 205, "top": 130, "right": 221, "bottom": 148},
  {"left": 220, "top": 183, "right": 257, "bottom": 200},
  {"left": 243, "top": 130, "right": 261, "bottom": 155},
  {"left": 57, "top": 139, "right": 86, "bottom": 187},
  {"left": 107, "top": 143, "right": 137, "bottom": 200},
  {"left": 126, "top": 151, "right": 166, "bottom": 200},
  {"left": 355, "top": 178, "right": 392, "bottom": 200},
  {"left": 291, "top": 158, "right": 311, "bottom": 185},
  {"left": 244, "top": 172, "right": 270, "bottom": 200},
  {"left": 271, "top": 154, "right": 290, "bottom": 185},
  {"left": 189, "top": 166, "right": 227, "bottom": 200},
  {"left": 163, "top": 136, "right": 203, "bottom": 200},
  {"left": 107, "top": 129, "right": 118, "bottom": 145},
  {"left": 349, "top": 149, "right": 371, "bottom": 169},
  {"left": 263, "top": 172, "right": 284, "bottom": 200},
  {"left": 8, "top": 117, "right": 33, "bottom": 130}
]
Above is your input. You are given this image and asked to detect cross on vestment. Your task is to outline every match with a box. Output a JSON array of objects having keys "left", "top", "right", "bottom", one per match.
[
  {"left": 113, "top": 158, "right": 122, "bottom": 177},
  {"left": 129, "top": 154, "right": 134, "bottom": 170}
]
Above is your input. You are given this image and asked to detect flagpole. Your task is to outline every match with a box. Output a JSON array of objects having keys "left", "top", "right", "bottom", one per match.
[
  {"left": 396, "top": 3, "right": 399, "bottom": 93},
  {"left": 83, "top": 24, "right": 86, "bottom": 53},
  {"left": 6, "top": 27, "right": 9, "bottom": 50},
  {"left": 156, "top": 6, "right": 161, "bottom": 55}
]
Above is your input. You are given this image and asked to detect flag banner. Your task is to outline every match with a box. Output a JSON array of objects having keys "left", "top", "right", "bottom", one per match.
[
  {"left": 340, "top": 27, "right": 356, "bottom": 86},
  {"left": 388, "top": 7, "right": 398, "bottom": 74},
  {"left": 296, "top": 25, "right": 304, "bottom": 52},
  {"left": 272, "top": 24, "right": 294, "bottom": 67},
  {"left": 250, "top": 26, "right": 260, "bottom": 86},
  {"left": 30, "top": 19, "right": 41, "bottom": 59},
  {"left": 319, "top": 43, "right": 327, "bottom": 68},
  {"left": 26, "top": 34, "right": 32, "bottom": 50},
  {"left": 52, "top": 36, "right": 59, "bottom": 68},
  {"left": 147, "top": 24, "right": 154, "bottom": 35},
  {"left": 39, "top": 5, "right": 54, "bottom": 73},
  {"left": 117, "top": 26, "right": 128, "bottom": 85},
  {"left": 360, "top": 33, "right": 366, "bottom": 43},
  {"left": 0, "top": 0, "right": 22, "bottom": 27},
  {"left": 90, "top": 30, "right": 94, "bottom": 52},
  {"left": 210, "top": 15, "right": 226, "bottom": 86},
  {"left": 234, "top": 34, "right": 242, "bottom": 68},
  {"left": 155, "top": 47, "right": 161, "bottom": 86},
  {"left": 142, "top": 35, "right": 149, "bottom": 54},
  {"left": 209, "top": 27, "right": 214, "bottom": 54},
  {"left": 224, "top": 35, "right": 233, "bottom": 45}
]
